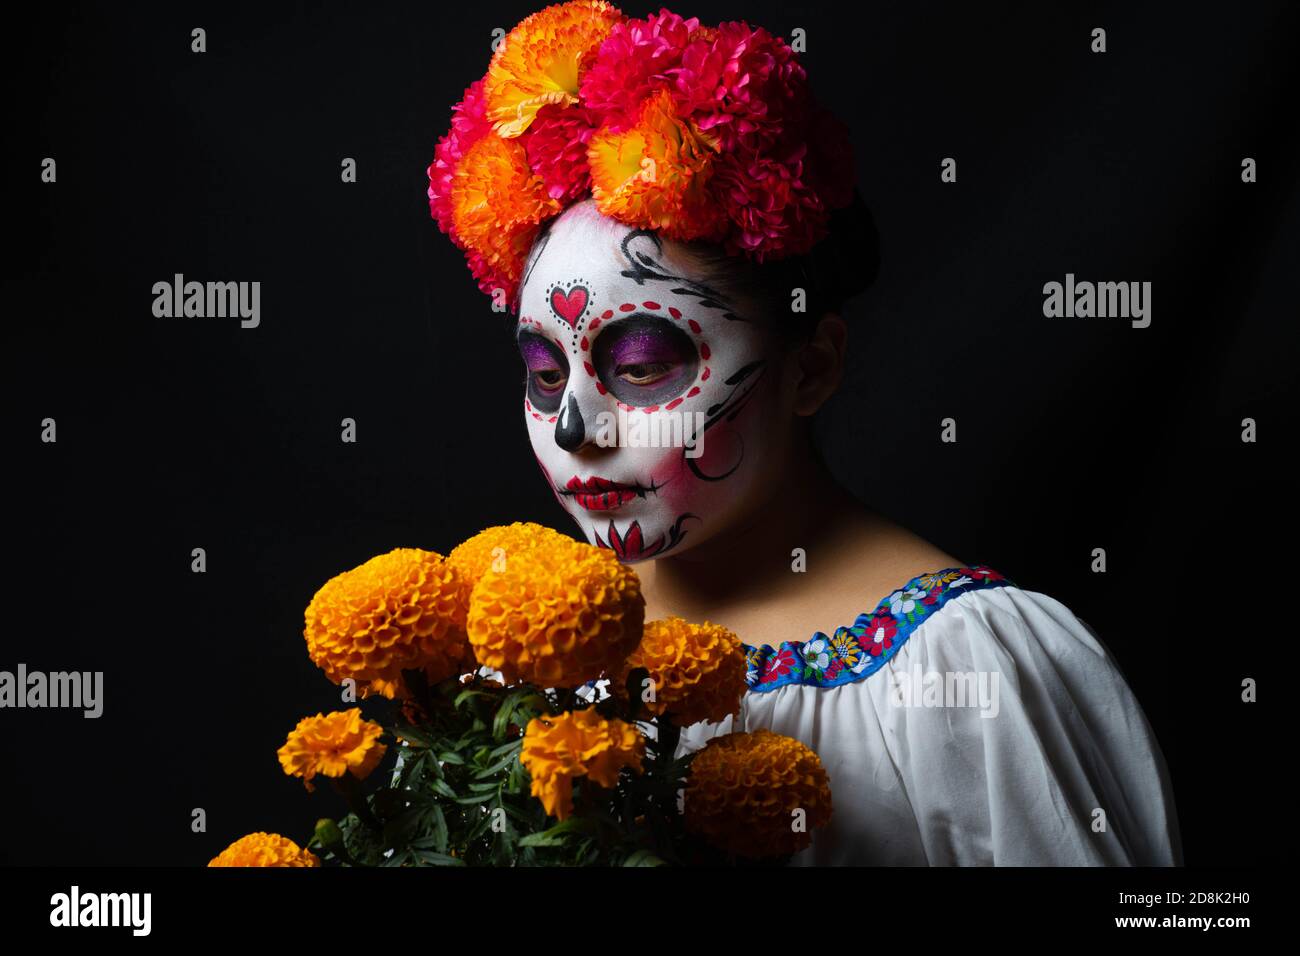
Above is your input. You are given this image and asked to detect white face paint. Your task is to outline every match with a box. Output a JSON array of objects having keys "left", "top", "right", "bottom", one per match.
[{"left": 516, "top": 200, "right": 783, "bottom": 563}]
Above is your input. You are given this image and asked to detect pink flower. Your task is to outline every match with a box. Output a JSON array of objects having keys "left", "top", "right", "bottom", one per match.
[
  {"left": 711, "top": 141, "right": 830, "bottom": 259},
  {"left": 427, "top": 78, "right": 492, "bottom": 244},
  {"left": 579, "top": 9, "right": 703, "bottom": 133},
  {"left": 519, "top": 103, "right": 599, "bottom": 203},
  {"left": 668, "top": 21, "right": 808, "bottom": 153}
]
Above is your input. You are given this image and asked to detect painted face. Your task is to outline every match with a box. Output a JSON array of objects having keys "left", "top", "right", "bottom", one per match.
[{"left": 516, "top": 200, "right": 782, "bottom": 563}]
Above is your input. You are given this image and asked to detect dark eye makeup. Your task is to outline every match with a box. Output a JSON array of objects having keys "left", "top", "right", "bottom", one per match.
[
  {"left": 517, "top": 332, "right": 569, "bottom": 413},
  {"left": 592, "top": 313, "right": 698, "bottom": 407}
]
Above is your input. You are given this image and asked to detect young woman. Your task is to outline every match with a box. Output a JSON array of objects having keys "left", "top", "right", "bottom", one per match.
[{"left": 428, "top": 1, "right": 1181, "bottom": 865}]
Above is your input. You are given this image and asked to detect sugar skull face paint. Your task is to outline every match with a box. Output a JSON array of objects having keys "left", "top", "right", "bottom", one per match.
[{"left": 516, "top": 200, "right": 782, "bottom": 562}]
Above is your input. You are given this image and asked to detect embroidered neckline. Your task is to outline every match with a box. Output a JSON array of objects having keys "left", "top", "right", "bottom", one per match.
[{"left": 742, "top": 565, "right": 1015, "bottom": 693}]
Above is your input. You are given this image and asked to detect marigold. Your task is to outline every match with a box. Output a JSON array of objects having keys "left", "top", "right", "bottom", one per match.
[
  {"left": 466, "top": 535, "right": 644, "bottom": 687},
  {"left": 588, "top": 88, "right": 724, "bottom": 242},
  {"left": 208, "top": 831, "right": 321, "bottom": 867},
  {"left": 520, "top": 709, "right": 645, "bottom": 819},
  {"left": 615, "top": 616, "right": 746, "bottom": 725},
  {"left": 447, "top": 522, "right": 572, "bottom": 590},
  {"left": 683, "top": 728, "right": 832, "bottom": 859},
  {"left": 303, "top": 548, "right": 471, "bottom": 700},
  {"left": 278, "top": 708, "right": 387, "bottom": 793},
  {"left": 484, "top": 0, "right": 625, "bottom": 138}
]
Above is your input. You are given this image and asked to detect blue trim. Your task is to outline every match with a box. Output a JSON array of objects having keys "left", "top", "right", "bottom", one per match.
[{"left": 742, "top": 566, "right": 1015, "bottom": 693}]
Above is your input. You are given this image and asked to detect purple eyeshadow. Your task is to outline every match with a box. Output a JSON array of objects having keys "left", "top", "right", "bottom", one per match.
[
  {"left": 607, "top": 327, "right": 689, "bottom": 366},
  {"left": 591, "top": 313, "right": 699, "bottom": 406},
  {"left": 519, "top": 335, "right": 560, "bottom": 369}
]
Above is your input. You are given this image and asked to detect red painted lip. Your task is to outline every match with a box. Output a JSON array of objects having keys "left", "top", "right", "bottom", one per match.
[{"left": 563, "top": 475, "right": 642, "bottom": 511}]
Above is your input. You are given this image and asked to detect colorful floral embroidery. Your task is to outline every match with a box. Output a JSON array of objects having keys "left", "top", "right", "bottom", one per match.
[{"left": 743, "top": 565, "right": 1014, "bottom": 693}]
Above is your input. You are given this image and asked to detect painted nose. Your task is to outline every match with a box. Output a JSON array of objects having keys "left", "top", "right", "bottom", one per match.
[{"left": 554, "top": 392, "right": 586, "bottom": 452}]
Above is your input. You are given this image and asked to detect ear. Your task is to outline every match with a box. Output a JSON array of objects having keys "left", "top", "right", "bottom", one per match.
[{"left": 792, "top": 312, "right": 848, "bottom": 416}]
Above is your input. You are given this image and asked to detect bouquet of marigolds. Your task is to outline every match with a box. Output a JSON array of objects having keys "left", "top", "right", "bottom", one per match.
[{"left": 207, "top": 523, "right": 832, "bottom": 867}]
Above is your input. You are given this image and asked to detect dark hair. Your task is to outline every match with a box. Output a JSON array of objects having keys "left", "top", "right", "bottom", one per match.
[{"left": 685, "top": 188, "right": 880, "bottom": 341}]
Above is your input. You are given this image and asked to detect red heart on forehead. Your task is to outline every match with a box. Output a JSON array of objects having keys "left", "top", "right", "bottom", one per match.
[{"left": 549, "top": 284, "right": 588, "bottom": 327}]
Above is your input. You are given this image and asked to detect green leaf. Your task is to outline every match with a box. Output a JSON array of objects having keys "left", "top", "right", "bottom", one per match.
[
  {"left": 452, "top": 791, "right": 498, "bottom": 805},
  {"left": 517, "top": 815, "right": 600, "bottom": 847},
  {"left": 622, "top": 849, "right": 667, "bottom": 866},
  {"left": 413, "top": 849, "right": 465, "bottom": 866},
  {"left": 473, "top": 750, "right": 521, "bottom": 778},
  {"left": 487, "top": 738, "right": 523, "bottom": 760},
  {"left": 391, "top": 723, "right": 437, "bottom": 749},
  {"left": 517, "top": 831, "right": 570, "bottom": 848},
  {"left": 429, "top": 778, "right": 459, "bottom": 800},
  {"left": 453, "top": 688, "right": 496, "bottom": 709}
]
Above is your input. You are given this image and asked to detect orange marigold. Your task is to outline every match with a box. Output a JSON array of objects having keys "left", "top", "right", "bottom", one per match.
[
  {"left": 208, "top": 832, "right": 320, "bottom": 867},
  {"left": 520, "top": 709, "right": 645, "bottom": 819},
  {"left": 484, "top": 0, "right": 625, "bottom": 138},
  {"left": 588, "top": 88, "right": 724, "bottom": 242},
  {"left": 467, "top": 535, "right": 644, "bottom": 687},
  {"left": 278, "top": 708, "right": 387, "bottom": 793},
  {"left": 683, "top": 728, "right": 832, "bottom": 859},
  {"left": 447, "top": 522, "right": 572, "bottom": 591},
  {"left": 451, "top": 134, "right": 561, "bottom": 299},
  {"left": 303, "top": 548, "right": 471, "bottom": 700},
  {"left": 615, "top": 616, "right": 746, "bottom": 726}
]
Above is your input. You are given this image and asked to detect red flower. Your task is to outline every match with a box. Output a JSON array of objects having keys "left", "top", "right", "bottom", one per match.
[
  {"left": 520, "top": 103, "right": 600, "bottom": 203},
  {"left": 711, "top": 141, "right": 830, "bottom": 260},
  {"left": 427, "top": 79, "right": 493, "bottom": 244},
  {"left": 579, "top": 9, "right": 703, "bottom": 133},
  {"left": 762, "top": 647, "right": 798, "bottom": 682},
  {"left": 863, "top": 614, "right": 898, "bottom": 657},
  {"left": 667, "top": 21, "right": 808, "bottom": 154}
]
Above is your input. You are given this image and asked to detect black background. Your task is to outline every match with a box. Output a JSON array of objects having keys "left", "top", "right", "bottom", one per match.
[{"left": 5, "top": 1, "right": 1293, "bottom": 867}]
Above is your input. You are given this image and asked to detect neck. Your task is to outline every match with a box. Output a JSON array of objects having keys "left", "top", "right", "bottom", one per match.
[{"left": 637, "top": 435, "right": 875, "bottom": 616}]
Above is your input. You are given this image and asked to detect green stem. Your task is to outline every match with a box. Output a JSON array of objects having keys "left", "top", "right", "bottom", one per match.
[{"left": 333, "top": 772, "right": 381, "bottom": 832}]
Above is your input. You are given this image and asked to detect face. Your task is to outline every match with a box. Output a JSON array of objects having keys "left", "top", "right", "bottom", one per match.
[{"left": 516, "top": 200, "right": 789, "bottom": 563}]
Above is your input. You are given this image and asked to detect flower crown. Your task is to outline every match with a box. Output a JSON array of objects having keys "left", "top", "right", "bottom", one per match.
[{"left": 426, "top": 1, "right": 856, "bottom": 312}]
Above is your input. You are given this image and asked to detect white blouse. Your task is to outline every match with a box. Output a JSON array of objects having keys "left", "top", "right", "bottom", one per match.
[{"left": 671, "top": 566, "right": 1182, "bottom": 866}]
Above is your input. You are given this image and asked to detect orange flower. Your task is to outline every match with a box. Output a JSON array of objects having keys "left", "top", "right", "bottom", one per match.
[
  {"left": 683, "top": 729, "right": 832, "bottom": 859},
  {"left": 615, "top": 616, "right": 746, "bottom": 726},
  {"left": 588, "top": 88, "right": 724, "bottom": 242},
  {"left": 484, "top": 0, "right": 625, "bottom": 138},
  {"left": 208, "top": 832, "right": 320, "bottom": 867},
  {"left": 447, "top": 522, "right": 572, "bottom": 591},
  {"left": 520, "top": 709, "right": 645, "bottom": 819},
  {"left": 303, "top": 548, "right": 471, "bottom": 700},
  {"left": 277, "top": 708, "right": 388, "bottom": 793},
  {"left": 451, "top": 133, "right": 561, "bottom": 300},
  {"left": 466, "top": 535, "right": 644, "bottom": 687}
]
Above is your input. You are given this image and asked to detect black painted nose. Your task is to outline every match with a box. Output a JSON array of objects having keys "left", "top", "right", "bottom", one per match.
[{"left": 554, "top": 392, "right": 585, "bottom": 452}]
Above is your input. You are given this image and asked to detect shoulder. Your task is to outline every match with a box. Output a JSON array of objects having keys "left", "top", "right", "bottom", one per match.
[
  {"left": 745, "top": 564, "right": 1018, "bottom": 692},
  {"left": 898, "top": 574, "right": 1115, "bottom": 676}
]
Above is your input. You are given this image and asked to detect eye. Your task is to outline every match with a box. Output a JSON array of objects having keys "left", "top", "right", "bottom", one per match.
[
  {"left": 592, "top": 314, "right": 698, "bottom": 407},
  {"left": 517, "top": 331, "right": 569, "bottom": 414},
  {"left": 616, "top": 362, "right": 673, "bottom": 387},
  {"left": 533, "top": 368, "right": 567, "bottom": 392}
]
